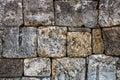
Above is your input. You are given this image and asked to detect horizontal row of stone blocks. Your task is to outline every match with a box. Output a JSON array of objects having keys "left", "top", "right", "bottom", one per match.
[
  {"left": 0, "top": 0, "right": 120, "bottom": 28},
  {"left": 0, "top": 54, "right": 120, "bottom": 80},
  {"left": 0, "top": 26, "right": 120, "bottom": 58}
]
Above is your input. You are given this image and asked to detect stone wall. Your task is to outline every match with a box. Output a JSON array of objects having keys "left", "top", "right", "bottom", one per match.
[{"left": 0, "top": 0, "right": 120, "bottom": 80}]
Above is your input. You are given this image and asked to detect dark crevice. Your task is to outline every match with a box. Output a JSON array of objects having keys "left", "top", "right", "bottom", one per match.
[
  {"left": 53, "top": 0, "right": 56, "bottom": 25},
  {"left": 85, "top": 58, "right": 88, "bottom": 80},
  {"left": 22, "top": 0, "right": 25, "bottom": 27}
]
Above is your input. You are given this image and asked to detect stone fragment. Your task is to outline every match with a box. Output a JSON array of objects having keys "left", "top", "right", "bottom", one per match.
[
  {"left": 23, "top": 0, "right": 54, "bottom": 26},
  {"left": 88, "top": 54, "right": 116, "bottom": 80},
  {"left": 19, "top": 27, "right": 37, "bottom": 58},
  {"left": 0, "top": 0, "right": 23, "bottom": 28},
  {"left": 92, "top": 29, "right": 104, "bottom": 54},
  {"left": 67, "top": 31, "right": 91, "bottom": 57},
  {"left": 52, "top": 58, "right": 86, "bottom": 80},
  {"left": 0, "top": 59, "right": 23, "bottom": 77},
  {"left": 3, "top": 27, "right": 19, "bottom": 58},
  {"left": 55, "top": 0, "right": 98, "bottom": 28},
  {"left": 22, "top": 77, "right": 50, "bottom": 80},
  {"left": 24, "top": 58, "right": 51, "bottom": 77},
  {"left": 99, "top": 0, "right": 120, "bottom": 27},
  {"left": 103, "top": 27, "right": 120, "bottom": 56},
  {"left": 0, "top": 31, "right": 3, "bottom": 58},
  {"left": 37, "top": 27, "right": 67, "bottom": 57}
]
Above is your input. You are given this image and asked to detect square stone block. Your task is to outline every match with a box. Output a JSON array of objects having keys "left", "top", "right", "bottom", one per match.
[
  {"left": 55, "top": 0, "right": 98, "bottom": 28},
  {"left": 0, "top": 59, "right": 23, "bottom": 77},
  {"left": 88, "top": 54, "right": 116, "bottom": 80},
  {"left": 37, "top": 27, "right": 67, "bottom": 57},
  {"left": 99, "top": 0, "right": 120, "bottom": 27},
  {"left": 103, "top": 27, "right": 120, "bottom": 56},
  {"left": 23, "top": 0, "right": 54, "bottom": 26},
  {"left": 0, "top": 0, "right": 23, "bottom": 28},
  {"left": 52, "top": 58, "right": 86, "bottom": 80},
  {"left": 24, "top": 58, "right": 51, "bottom": 77},
  {"left": 67, "top": 31, "right": 92, "bottom": 57}
]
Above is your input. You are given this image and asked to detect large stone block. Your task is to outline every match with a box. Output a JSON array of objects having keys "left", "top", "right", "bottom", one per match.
[
  {"left": 0, "top": 0, "right": 23, "bottom": 28},
  {"left": 88, "top": 54, "right": 116, "bottom": 80},
  {"left": 52, "top": 58, "right": 86, "bottom": 80},
  {"left": 55, "top": 0, "right": 98, "bottom": 28},
  {"left": 0, "top": 59, "right": 23, "bottom": 77},
  {"left": 23, "top": 0, "right": 54, "bottom": 26},
  {"left": 67, "top": 31, "right": 91, "bottom": 57},
  {"left": 99, "top": 0, "right": 120, "bottom": 27},
  {"left": 24, "top": 58, "right": 51, "bottom": 77},
  {"left": 103, "top": 27, "right": 120, "bottom": 56},
  {"left": 37, "top": 27, "right": 67, "bottom": 57}
]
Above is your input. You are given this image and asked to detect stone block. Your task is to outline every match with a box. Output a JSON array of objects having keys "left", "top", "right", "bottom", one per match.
[
  {"left": 23, "top": 0, "right": 54, "bottom": 26},
  {"left": 52, "top": 58, "right": 86, "bottom": 80},
  {"left": 24, "top": 58, "right": 51, "bottom": 77},
  {"left": 0, "top": 78, "right": 20, "bottom": 80},
  {"left": 37, "top": 27, "right": 67, "bottom": 57},
  {"left": 22, "top": 77, "right": 50, "bottom": 80}
]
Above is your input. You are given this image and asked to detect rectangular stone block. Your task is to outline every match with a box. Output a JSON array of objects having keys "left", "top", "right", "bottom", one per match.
[
  {"left": 103, "top": 27, "right": 120, "bottom": 56},
  {"left": 88, "top": 54, "right": 116, "bottom": 80},
  {"left": 19, "top": 27, "right": 37, "bottom": 58},
  {"left": 37, "top": 27, "right": 67, "bottom": 57},
  {"left": 99, "top": 0, "right": 120, "bottom": 27},
  {"left": 67, "top": 31, "right": 92, "bottom": 57},
  {"left": 0, "top": 78, "right": 20, "bottom": 80},
  {"left": 52, "top": 58, "right": 86, "bottom": 80},
  {"left": 55, "top": 0, "right": 98, "bottom": 28},
  {"left": 92, "top": 29, "right": 104, "bottom": 54},
  {"left": 23, "top": 0, "right": 54, "bottom": 26},
  {"left": 24, "top": 58, "right": 51, "bottom": 77},
  {"left": 0, "top": 0, "right": 23, "bottom": 28},
  {"left": 0, "top": 59, "right": 23, "bottom": 77},
  {"left": 22, "top": 77, "right": 50, "bottom": 80}
]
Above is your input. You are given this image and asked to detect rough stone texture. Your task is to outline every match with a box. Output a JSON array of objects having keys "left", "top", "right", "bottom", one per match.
[
  {"left": 88, "top": 54, "right": 116, "bottom": 80},
  {"left": 117, "top": 59, "right": 120, "bottom": 80},
  {"left": 103, "top": 27, "right": 120, "bottom": 56},
  {"left": 0, "top": 78, "right": 21, "bottom": 80},
  {"left": 24, "top": 58, "right": 51, "bottom": 77},
  {"left": 52, "top": 58, "right": 86, "bottom": 80},
  {"left": 67, "top": 31, "right": 91, "bottom": 57},
  {"left": 3, "top": 27, "right": 19, "bottom": 58},
  {"left": 0, "top": 0, "right": 23, "bottom": 28},
  {"left": 0, "top": 59, "right": 23, "bottom": 77},
  {"left": 23, "top": 0, "right": 54, "bottom": 26},
  {"left": 0, "top": 30, "right": 3, "bottom": 57},
  {"left": 55, "top": 0, "right": 98, "bottom": 28},
  {"left": 92, "top": 29, "right": 104, "bottom": 54},
  {"left": 99, "top": 0, "right": 120, "bottom": 27},
  {"left": 37, "top": 27, "right": 67, "bottom": 57},
  {"left": 22, "top": 77, "right": 50, "bottom": 80},
  {"left": 68, "top": 27, "right": 91, "bottom": 32},
  {"left": 19, "top": 27, "right": 37, "bottom": 58}
]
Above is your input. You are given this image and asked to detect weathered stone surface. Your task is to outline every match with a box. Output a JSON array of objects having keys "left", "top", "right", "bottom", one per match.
[
  {"left": 24, "top": 58, "right": 51, "bottom": 77},
  {"left": 37, "top": 27, "right": 67, "bottom": 57},
  {"left": 99, "top": 0, "right": 120, "bottom": 27},
  {"left": 88, "top": 54, "right": 116, "bottom": 80},
  {"left": 55, "top": 0, "right": 98, "bottom": 28},
  {"left": 0, "top": 31, "right": 3, "bottom": 58},
  {"left": 0, "top": 0, "right": 23, "bottom": 28},
  {"left": 3, "top": 27, "right": 19, "bottom": 58},
  {"left": 52, "top": 58, "right": 86, "bottom": 80},
  {"left": 68, "top": 27, "right": 91, "bottom": 32},
  {"left": 23, "top": 0, "right": 54, "bottom": 26},
  {"left": 22, "top": 77, "right": 50, "bottom": 80},
  {"left": 0, "top": 59, "right": 23, "bottom": 77},
  {"left": 19, "top": 27, "right": 37, "bottom": 58},
  {"left": 117, "top": 58, "right": 120, "bottom": 80},
  {"left": 0, "top": 78, "right": 21, "bottom": 80},
  {"left": 103, "top": 27, "right": 120, "bottom": 56},
  {"left": 67, "top": 31, "right": 91, "bottom": 57},
  {"left": 92, "top": 29, "right": 104, "bottom": 54}
]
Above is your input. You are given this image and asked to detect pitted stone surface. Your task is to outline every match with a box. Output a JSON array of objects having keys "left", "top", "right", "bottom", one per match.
[
  {"left": 92, "top": 29, "right": 104, "bottom": 54},
  {"left": 103, "top": 27, "right": 120, "bottom": 56},
  {"left": 24, "top": 58, "right": 51, "bottom": 77},
  {"left": 55, "top": 0, "right": 98, "bottom": 28},
  {"left": 0, "top": 59, "right": 23, "bottom": 77},
  {"left": 38, "top": 27, "right": 67, "bottom": 57},
  {"left": 3, "top": 27, "right": 19, "bottom": 58},
  {"left": 0, "top": 0, "right": 23, "bottom": 28},
  {"left": 67, "top": 31, "right": 91, "bottom": 57},
  {"left": 52, "top": 58, "right": 86, "bottom": 80},
  {"left": 99, "top": 0, "right": 120, "bottom": 27},
  {"left": 88, "top": 54, "right": 116, "bottom": 80},
  {"left": 23, "top": 0, "right": 54, "bottom": 26},
  {"left": 22, "top": 77, "right": 50, "bottom": 80},
  {"left": 0, "top": 31, "right": 3, "bottom": 57},
  {"left": 19, "top": 27, "right": 37, "bottom": 58}
]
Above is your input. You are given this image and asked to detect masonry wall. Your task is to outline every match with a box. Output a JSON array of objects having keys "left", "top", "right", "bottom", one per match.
[{"left": 0, "top": 0, "right": 120, "bottom": 80}]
